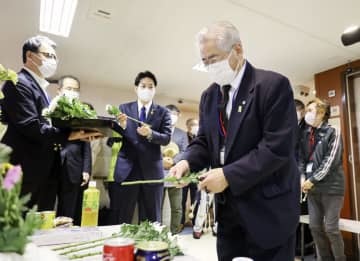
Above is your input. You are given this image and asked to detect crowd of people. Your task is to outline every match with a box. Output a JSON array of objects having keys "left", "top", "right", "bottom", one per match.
[{"left": 0, "top": 20, "right": 346, "bottom": 261}]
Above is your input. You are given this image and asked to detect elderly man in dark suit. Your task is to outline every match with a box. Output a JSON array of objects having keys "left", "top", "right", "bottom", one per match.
[
  {"left": 56, "top": 75, "right": 92, "bottom": 225},
  {"left": 170, "top": 21, "right": 299, "bottom": 261},
  {"left": 1, "top": 36, "right": 98, "bottom": 211},
  {"left": 109, "top": 71, "right": 172, "bottom": 224}
]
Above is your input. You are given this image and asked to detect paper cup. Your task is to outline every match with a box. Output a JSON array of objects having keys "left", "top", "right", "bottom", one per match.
[{"left": 40, "top": 211, "right": 55, "bottom": 229}]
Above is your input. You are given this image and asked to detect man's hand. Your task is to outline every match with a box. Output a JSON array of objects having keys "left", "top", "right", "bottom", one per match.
[
  {"left": 81, "top": 172, "right": 90, "bottom": 186},
  {"left": 137, "top": 124, "right": 152, "bottom": 138},
  {"left": 199, "top": 168, "right": 229, "bottom": 193},
  {"left": 163, "top": 156, "right": 174, "bottom": 170},
  {"left": 68, "top": 130, "right": 103, "bottom": 141},
  {"left": 117, "top": 112, "right": 127, "bottom": 129},
  {"left": 169, "top": 160, "right": 190, "bottom": 179},
  {"left": 302, "top": 179, "right": 314, "bottom": 193}
]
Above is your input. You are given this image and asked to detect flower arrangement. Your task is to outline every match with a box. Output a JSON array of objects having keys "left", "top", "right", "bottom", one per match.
[
  {"left": 0, "top": 64, "right": 17, "bottom": 85},
  {"left": 0, "top": 144, "right": 42, "bottom": 254},
  {"left": 42, "top": 95, "right": 97, "bottom": 120},
  {"left": 51, "top": 220, "right": 183, "bottom": 260},
  {"left": 0, "top": 65, "right": 42, "bottom": 255}
]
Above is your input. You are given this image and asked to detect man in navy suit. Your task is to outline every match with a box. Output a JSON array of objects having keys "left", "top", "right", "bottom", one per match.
[
  {"left": 1, "top": 36, "right": 100, "bottom": 211},
  {"left": 109, "top": 71, "right": 172, "bottom": 224},
  {"left": 56, "top": 75, "right": 92, "bottom": 225},
  {"left": 170, "top": 21, "right": 299, "bottom": 261}
]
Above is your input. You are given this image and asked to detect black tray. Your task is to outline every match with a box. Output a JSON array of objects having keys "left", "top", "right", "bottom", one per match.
[{"left": 51, "top": 116, "right": 119, "bottom": 137}]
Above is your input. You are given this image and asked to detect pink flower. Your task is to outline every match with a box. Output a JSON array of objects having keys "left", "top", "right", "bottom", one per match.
[{"left": 3, "top": 165, "right": 22, "bottom": 190}]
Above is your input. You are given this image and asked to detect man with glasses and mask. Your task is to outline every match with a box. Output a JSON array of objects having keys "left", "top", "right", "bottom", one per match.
[
  {"left": 170, "top": 21, "right": 299, "bottom": 261},
  {"left": 109, "top": 71, "right": 172, "bottom": 224},
  {"left": 1, "top": 35, "right": 100, "bottom": 211}
]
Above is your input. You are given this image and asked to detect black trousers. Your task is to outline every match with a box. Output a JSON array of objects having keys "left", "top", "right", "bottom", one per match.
[
  {"left": 216, "top": 193, "right": 296, "bottom": 261},
  {"left": 108, "top": 181, "right": 163, "bottom": 225},
  {"left": 20, "top": 154, "right": 60, "bottom": 211}
]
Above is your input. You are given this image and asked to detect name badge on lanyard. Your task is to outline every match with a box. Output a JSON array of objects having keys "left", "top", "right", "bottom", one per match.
[
  {"left": 306, "top": 162, "right": 313, "bottom": 174},
  {"left": 220, "top": 146, "right": 225, "bottom": 165}
]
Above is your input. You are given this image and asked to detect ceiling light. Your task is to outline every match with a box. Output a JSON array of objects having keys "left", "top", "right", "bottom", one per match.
[
  {"left": 341, "top": 25, "right": 360, "bottom": 46},
  {"left": 40, "top": 0, "right": 78, "bottom": 37}
]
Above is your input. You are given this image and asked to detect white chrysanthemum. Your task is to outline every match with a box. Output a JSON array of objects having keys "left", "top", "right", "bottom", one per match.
[
  {"left": 105, "top": 104, "right": 112, "bottom": 112},
  {"left": 48, "top": 95, "right": 61, "bottom": 113},
  {"left": 42, "top": 108, "right": 50, "bottom": 117}
]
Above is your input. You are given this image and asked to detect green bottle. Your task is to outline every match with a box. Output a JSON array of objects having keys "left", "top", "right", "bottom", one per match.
[{"left": 81, "top": 181, "right": 100, "bottom": 227}]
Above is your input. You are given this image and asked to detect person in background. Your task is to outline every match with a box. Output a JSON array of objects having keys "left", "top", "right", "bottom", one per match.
[
  {"left": 180, "top": 118, "right": 199, "bottom": 230},
  {"left": 112, "top": 71, "right": 172, "bottom": 223},
  {"left": 93, "top": 131, "right": 122, "bottom": 225},
  {"left": 192, "top": 190, "right": 215, "bottom": 239},
  {"left": 169, "top": 21, "right": 299, "bottom": 261},
  {"left": 294, "top": 98, "right": 314, "bottom": 256},
  {"left": 56, "top": 76, "right": 92, "bottom": 225},
  {"left": 1, "top": 35, "right": 99, "bottom": 211},
  {"left": 299, "top": 98, "right": 345, "bottom": 261},
  {"left": 295, "top": 99, "right": 306, "bottom": 162},
  {"left": 162, "top": 104, "right": 188, "bottom": 234}
]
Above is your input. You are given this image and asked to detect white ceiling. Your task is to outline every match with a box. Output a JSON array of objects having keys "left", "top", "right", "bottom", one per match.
[{"left": 1, "top": 0, "right": 360, "bottom": 106}]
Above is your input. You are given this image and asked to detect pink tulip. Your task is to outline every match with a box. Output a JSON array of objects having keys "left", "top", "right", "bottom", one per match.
[{"left": 3, "top": 165, "right": 22, "bottom": 190}]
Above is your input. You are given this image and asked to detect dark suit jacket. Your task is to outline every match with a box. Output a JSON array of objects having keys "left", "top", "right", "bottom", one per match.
[
  {"left": 183, "top": 62, "right": 300, "bottom": 249},
  {"left": 114, "top": 102, "right": 172, "bottom": 182},
  {"left": 1, "top": 69, "right": 68, "bottom": 184},
  {"left": 172, "top": 127, "right": 188, "bottom": 164},
  {"left": 60, "top": 141, "right": 92, "bottom": 184}
]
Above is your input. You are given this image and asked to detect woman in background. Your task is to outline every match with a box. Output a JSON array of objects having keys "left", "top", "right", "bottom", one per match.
[{"left": 299, "top": 98, "right": 345, "bottom": 261}]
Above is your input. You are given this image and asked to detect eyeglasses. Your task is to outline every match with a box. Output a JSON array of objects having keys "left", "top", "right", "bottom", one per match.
[{"left": 38, "top": 51, "right": 57, "bottom": 61}]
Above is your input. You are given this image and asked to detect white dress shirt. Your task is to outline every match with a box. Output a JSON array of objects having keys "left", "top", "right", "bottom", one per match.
[
  {"left": 23, "top": 67, "right": 50, "bottom": 103},
  {"left": 225, "top": 60, "right": 247, "bottom": 118}
]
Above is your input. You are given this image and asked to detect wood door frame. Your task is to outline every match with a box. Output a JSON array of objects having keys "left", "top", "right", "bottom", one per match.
[{"left": 343, "top": 69, "right": 360, "bottom": 255}]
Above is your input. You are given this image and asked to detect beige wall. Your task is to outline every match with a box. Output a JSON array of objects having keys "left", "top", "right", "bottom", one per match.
[{"left": 47, "top": 83, "right": 199, "bottom": 131}]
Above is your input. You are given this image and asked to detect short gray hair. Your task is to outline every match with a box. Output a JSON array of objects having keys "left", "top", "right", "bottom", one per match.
[{"left": 195, "top": 21, "right": 242, "bottom": 52}]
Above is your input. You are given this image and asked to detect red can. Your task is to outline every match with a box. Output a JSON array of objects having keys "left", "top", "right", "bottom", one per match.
[{"left": 103, "top": 238, "right": 135, "bottom": 261}]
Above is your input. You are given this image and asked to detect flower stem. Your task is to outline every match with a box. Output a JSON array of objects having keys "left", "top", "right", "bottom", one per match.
[
  {"left": 59, "top": 242, "right": 104, "bottom": 255},
  {"left": 67, "top": 251, "right": 102, "bottom": 260},
  {"left": 52, "top": 233, "right": 120, "bottom": 251},
  {"left": 121, "top": 179, "right": 165, "bottom": 186}
]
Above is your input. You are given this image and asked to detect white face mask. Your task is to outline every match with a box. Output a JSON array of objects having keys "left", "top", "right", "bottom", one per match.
[
  {"left": 137, "top": 88, "right": 155, "bottom": 103},
  {"left": 30, "top": 56, "right": 57, "bottom": 78},
  {"left": 170, "top": 114, "right": 178, "bottom": 125},
  {"left": 62, "top": 89, "right": 80, "bottom": 100},
  {"left": 190, "top": 126, "right": 199, "bottom": 136},
  {"left": 305, "top": 111, "right": 316, "bottom": 126},
  {"left": 207, "top": 50, "right": 237, "bottom": 86}
]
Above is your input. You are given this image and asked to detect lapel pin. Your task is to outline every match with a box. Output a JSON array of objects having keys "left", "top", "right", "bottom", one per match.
[
  {"left": 242, "top": 100, "right": 246, "bottom": 105},
  {"left": 238, "top": 105, "right": 242, "bottom": 112}
]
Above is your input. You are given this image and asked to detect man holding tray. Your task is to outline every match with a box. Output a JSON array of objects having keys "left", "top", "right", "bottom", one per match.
[{"left": 1, "top": 35, "right": 101, "bottom": 211}]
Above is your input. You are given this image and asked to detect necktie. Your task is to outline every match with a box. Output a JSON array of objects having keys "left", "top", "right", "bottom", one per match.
[
  {"left": 220, "top": 85, "right": 231, "bottom": 129},
  {"left": 139, "top": 106, "right": 146, "bottom": 122},
  {"left": 309, "top": 128, "right": 315, "bottom": 159}
]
